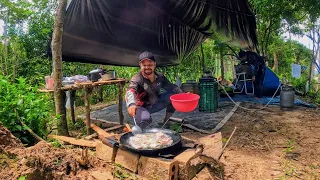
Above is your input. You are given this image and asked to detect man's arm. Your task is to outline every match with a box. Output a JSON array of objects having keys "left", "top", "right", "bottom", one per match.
[{"left": 125, "top": 80, "right": 139, "bottom": 107}]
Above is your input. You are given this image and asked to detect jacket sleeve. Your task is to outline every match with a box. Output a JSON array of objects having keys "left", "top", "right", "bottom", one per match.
[{"left": 125, "top": 78, "right": 139, "bottom": 108}]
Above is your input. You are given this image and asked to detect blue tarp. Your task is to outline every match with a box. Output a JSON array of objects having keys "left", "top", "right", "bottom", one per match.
[{"left": 219, "top": 94, "right": 316, "bottom": 108}]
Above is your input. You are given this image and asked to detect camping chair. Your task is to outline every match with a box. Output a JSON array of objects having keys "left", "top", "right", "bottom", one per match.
[{"left": 233, "top": 72, "right": 254, "bottom": 95}]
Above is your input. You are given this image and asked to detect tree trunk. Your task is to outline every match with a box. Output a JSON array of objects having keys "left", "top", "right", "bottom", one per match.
[
  {"left": 272, "top": 52, "right": 278, "bottom": 73},
  {"left": 220, "top": 48, "right": 224, "bottom": 80},
  {"left": 51, "top": 0, "right": 69, "bottom": 136},
  {"left": 228, "top": 55, "right": 235, "bottom": 79},
  {"left": 200, "top": 44, "right": 205, "bottom": 73}
]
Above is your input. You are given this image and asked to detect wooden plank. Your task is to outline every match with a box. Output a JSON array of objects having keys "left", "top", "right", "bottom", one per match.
[
  {"left": 84, "top": 125, "right": 124, "bottom": 140},
  {"left": 60, "top": 78, "right": 127, "bottom": 91},
  {"left": 138, "top": 156, "right": 179, "bottom": 180},
  {"left": 90, "top": 123, "right": 114, "bottom": 138},
  {"left": 115, "top": 148, "right": 140, "bottom": 173},
  {"left": 212, "top": 102, "right": 240, "bottom": 133},
  {"left": 48, "top": 135, "right": 97, "bottom": 147}
]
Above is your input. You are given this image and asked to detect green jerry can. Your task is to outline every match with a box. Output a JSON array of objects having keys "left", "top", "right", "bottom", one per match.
[{"left": 199, "top": 77, "right": 218, "bottom": 112}]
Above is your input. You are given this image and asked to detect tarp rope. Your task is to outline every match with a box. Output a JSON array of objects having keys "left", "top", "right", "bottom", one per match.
[{"left": 218, "top": 82, "right": 281, "bottom": 111}]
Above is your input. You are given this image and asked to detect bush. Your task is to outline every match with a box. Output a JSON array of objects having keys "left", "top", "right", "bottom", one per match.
[{"left": 0, "top": 75, "right": 52, "bottom": 144}]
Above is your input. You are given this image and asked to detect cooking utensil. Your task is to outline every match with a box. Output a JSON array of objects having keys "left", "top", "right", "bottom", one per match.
[
  {"left": 101, "top": 70, "right": 117, "bottom": 80},
  {"left": 131, "top": 116, "right": 142, "bottom": 135},
  {"left": 88, "top": 68, "right": 106, "bottom": 82},
  {"left": 119, "top": 128, "right": 182, "bottom": 156}
]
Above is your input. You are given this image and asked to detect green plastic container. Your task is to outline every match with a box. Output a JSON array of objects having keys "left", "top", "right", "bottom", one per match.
[{"left": 199, "top": 78, "right": 218, "bottom": 112}]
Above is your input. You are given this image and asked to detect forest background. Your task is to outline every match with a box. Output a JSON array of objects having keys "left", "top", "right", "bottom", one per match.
[{"left": 0, "top": 0, "right": 319, "bottom": 143}]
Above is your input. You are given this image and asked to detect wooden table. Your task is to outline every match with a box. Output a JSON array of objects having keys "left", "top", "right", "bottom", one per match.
[{"left": 39, "top": 78, "right": 127, "bottom": 134}]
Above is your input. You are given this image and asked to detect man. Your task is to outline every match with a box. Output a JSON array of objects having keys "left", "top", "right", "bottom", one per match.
[
  {"left": 238, "top": 50, "right": 266, "bottom": 98},
  {"left": 125, "top": 51, "right": 182, "bottom": 129}
]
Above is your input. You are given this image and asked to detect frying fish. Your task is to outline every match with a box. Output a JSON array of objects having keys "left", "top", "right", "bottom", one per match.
[{"left": 128, "top": 132, "right": 173, "bottom": 150}]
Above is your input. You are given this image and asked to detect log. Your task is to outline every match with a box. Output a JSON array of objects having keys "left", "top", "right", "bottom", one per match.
[
  {"left": 48, "top": 135, "right": 97, "bottom": 147},
  {"left": 20, "top": 120, "right": 44, "bottom": 142},
  {"left": 84, "top": 125, "right": 124, "bottom": 140},
  {"left": 90, "top": 123, "right": 114, "bottom": 138},
  {"left": 138, "top": 156, "right": 179, "bottom": 180}
]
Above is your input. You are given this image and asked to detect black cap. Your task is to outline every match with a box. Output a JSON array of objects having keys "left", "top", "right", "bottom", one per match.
[{"left": 139, "top": 51, "right": 155, "bottom": 62}]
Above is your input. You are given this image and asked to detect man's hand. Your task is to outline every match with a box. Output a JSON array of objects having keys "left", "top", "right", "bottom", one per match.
[
  {"left": 128, "top": 105, "right": 137, "bottom": 117},
  {"left": 252, "top": 76, "right": 256, "bottom": 82}
]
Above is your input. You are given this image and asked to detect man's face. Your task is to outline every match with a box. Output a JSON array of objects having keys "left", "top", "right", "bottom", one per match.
[{"left": 139, "top": 59, "right": 156, "bottom": 76}]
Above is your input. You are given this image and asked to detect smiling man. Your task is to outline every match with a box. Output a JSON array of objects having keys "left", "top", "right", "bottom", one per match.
[{"left": 125, "top": 51, "right": 182, "bottom": 129}]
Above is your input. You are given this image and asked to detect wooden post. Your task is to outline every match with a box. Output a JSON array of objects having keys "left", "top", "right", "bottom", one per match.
[
  {"left": 98, "top": 86, "right": 104, "bottom": 102},
  {"left": 70, "top": 90, "right": 76, "bottom": 124},
  {"left": 51, "top": 0, "right": 69, "bottom": 136},
  {"left": 118, "top": 82, "right": 124, "bottom": 125},
  {"left": 85, "top": 87, "right": 93, "bottom": 135}
]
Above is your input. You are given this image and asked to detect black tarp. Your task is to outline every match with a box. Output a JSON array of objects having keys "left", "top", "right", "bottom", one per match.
[{"left": 50, "top": 0, "right": 258, "bottom": 66}]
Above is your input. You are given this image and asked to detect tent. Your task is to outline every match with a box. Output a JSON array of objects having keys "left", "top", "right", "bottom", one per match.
[
  {"left": 48, "top": 0, "right": 258, "bottom": 66},
  {"left": 237, "top": 67, "right": 281, "bottom": 96}
]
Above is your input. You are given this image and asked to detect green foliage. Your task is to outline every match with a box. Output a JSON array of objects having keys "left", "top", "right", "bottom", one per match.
[
  {"left": 283, "top": 139, "right": 295, "bottom": 153},
  {"left": 169, "top": 122, "right": 182, "bottom": 133},
  {"left": 18, "top": 176, "right": 27, "bottom": 180},
  {"left": 0, "top": 75, "right": 52, "bottom": 143}
]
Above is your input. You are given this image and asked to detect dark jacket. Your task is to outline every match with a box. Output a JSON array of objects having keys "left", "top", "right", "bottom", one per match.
[{"left": 125, "top": 72, "right": 182, "bottom": 108}]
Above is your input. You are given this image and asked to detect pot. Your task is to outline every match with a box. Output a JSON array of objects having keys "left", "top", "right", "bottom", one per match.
[
  {"left": 102, "top": 128, "right": 182, "bottom": 156},
  {"left": 88, "top": 68, "right": 106, "bottom": 82},
  {"left": 101, "top": 70, "right": 117, "bottom": 80}
]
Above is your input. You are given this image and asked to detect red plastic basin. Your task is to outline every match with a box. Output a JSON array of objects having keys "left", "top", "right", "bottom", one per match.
[{"left": 170, "top": 93, "right": 200, "bottom": 112}]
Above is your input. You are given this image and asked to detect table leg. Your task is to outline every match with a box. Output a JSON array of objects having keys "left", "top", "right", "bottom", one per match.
[
  {"left": 70, "top": 90, "right": 76, "bottom": 124},
  {"left": 85, "top": 87, "right": 93, "bottom": 135},
  {"left": 118, "top": 82, "right": 124, "bottom": 125}
]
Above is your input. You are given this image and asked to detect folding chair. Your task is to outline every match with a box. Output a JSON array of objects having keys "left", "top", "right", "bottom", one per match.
[{"left": 233, "top": 72, "right": 254, "bottom": 95}]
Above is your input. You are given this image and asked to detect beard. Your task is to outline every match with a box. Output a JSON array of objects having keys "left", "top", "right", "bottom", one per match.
[{"left": 143, "top": 69, "right": 153, "bottom": 75}]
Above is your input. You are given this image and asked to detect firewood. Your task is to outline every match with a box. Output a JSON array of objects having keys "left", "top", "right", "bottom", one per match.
[{"left": 48, "top": 135, "right": 97, "bottom": 147}]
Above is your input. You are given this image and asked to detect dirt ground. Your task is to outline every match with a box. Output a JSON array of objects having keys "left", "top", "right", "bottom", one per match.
[
  {"left": 216, "top": 103, "right": 320, "bottom": 180},
  {"left": 0, "top": 102, "right": 319, "bottom": 180}
]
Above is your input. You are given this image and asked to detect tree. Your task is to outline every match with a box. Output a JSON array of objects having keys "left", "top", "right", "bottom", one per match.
[{"left": 51, "top": 0, "right": 69, "bottom": 136}]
